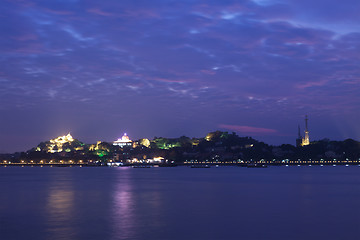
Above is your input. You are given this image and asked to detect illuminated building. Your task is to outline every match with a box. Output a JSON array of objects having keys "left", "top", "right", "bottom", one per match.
[
  {"left": 296, "top": 115, "right": 310, "bottom": 147},
  {"left": 125, "top": 156, "right": 165, "bottom": 164},
  {"left": 89, "top": 141, "right": 102, "bottom": 151},
  {"left": 113, "top": 133, "right": 133, "bottom": 147},
  {"left": 48, "top": 133, "right": 74, "bottom": 153},
  {"left": 205, "top": 131, "right": 223, "bottom": 142},
  {"left": 303, "top": 115, "right": 310, "bottom": 146},
  {"left": 139, "top": 138, "right": 151, "bottom": 148},
  {"left": 205, "top": 134, "right": 212, "bottom": 141},
  {"left": 191, "top": 139, "right": 200, "bottom": 146}
]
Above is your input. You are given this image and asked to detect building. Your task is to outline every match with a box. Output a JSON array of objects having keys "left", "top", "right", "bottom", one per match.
[
  {"left": 48, "top": 133, "right": 74, "bottom": 153},
  {"left": 296, "top": 115, "right": 310, "bottom": 147},
  {"left": 113, "top": 133, "right": 133, "bottom": 147}
]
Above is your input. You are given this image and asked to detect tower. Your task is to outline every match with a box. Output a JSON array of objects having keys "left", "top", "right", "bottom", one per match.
[
  {"left": 296, "top": 116, "right": 310, "bottom": 147},
  {"left": 304, "top": 115, "right": 310, "bottom": 144},
  {"left": 301, "top": 115, "right": 310, "bottom": 146}
]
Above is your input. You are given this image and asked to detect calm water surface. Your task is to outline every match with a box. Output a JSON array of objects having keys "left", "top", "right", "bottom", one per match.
[{"left": 1, "top": 166, "right": 360, "bottom": 240}]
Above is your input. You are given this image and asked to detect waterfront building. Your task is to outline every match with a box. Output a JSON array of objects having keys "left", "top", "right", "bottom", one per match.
[{"left": 113, "top": 133, "right": 133, "bottom": 147}]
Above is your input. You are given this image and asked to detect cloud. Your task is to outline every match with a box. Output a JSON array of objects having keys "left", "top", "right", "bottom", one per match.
[
  {"left": 87, "top": 8, "right": 113, "bottom": 17},
  {"left": 295, "top": 79, "right": 329, "bottom": 89},
  {"left": 1, "top": 0, "right": 360, "bottom": 151},
  {"left": 62, "top": 26, "right": 94, "bottom": 42},
  {"left": 219, "top": 124, "right": 278, "bottom": 135}
]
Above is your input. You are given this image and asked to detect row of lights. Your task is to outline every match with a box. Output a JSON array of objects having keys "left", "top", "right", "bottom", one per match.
[
  {"left": 184, "top": 158, "right": 360, "bottom": 164},
  {"left": 1, "top": 159, "right": 85, "bottom": 164}
]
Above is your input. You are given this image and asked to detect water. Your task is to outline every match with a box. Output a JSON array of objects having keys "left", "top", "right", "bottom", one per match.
[{"left": 1, "top": 166, "right": 360, "bottom": 240}]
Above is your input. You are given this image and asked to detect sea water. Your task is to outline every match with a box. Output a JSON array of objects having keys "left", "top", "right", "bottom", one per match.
[{"left": 1, "top": 166, "right": 360, "bottom": 240}]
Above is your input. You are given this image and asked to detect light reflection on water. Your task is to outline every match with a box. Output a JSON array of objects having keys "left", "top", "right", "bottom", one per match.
[
  {"left": 112, "top": 168, "right": 135, "bottom": 240},
  {"left": 111, "top": 168, "right": 167, "bottom": 240},
  {"left": 46, "top": 170, "right": 77, "bottom": 240}
]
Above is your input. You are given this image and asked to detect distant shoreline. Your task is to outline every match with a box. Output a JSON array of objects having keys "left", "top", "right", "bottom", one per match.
[{"left": 1, "top": 158, "right": 359, "bottom": 168}]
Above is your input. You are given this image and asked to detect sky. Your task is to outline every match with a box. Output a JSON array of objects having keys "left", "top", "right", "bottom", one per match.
[{"left": 1, "top": 0, "right": 360, "bottom": 153}]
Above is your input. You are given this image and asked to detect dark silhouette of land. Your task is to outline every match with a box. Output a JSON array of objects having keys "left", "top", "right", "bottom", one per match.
[{"left": 1, "top": 131, "right": 360, "bottom": 166}]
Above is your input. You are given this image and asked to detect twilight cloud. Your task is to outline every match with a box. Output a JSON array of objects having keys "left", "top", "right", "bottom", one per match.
[{"left": 219, "top": 124, "right": 278, "bottom": 135}]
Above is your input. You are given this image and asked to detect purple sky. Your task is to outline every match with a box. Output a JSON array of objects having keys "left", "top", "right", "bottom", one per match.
[{"left": 1, "top": 0, "right": 360, "bottom": 153}]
